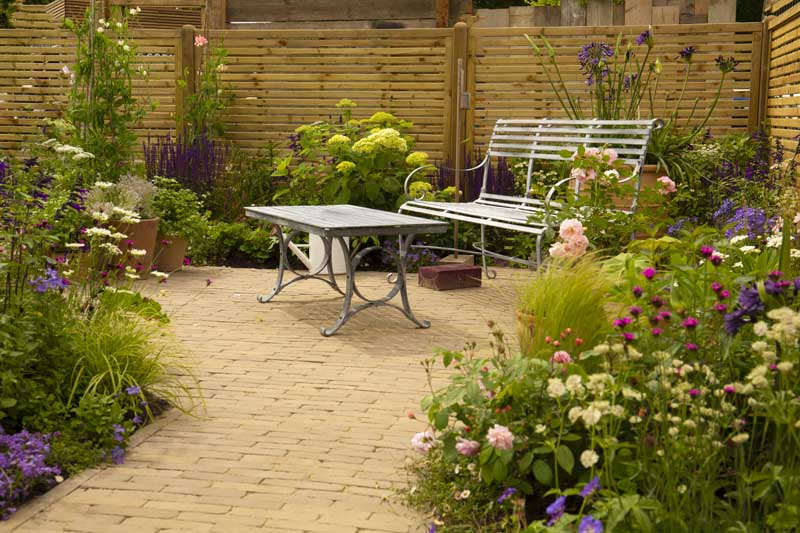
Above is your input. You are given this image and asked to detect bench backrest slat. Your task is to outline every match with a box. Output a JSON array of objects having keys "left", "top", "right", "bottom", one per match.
[{"left": 483, "top": 117, "right": 661, "bottom": 211}]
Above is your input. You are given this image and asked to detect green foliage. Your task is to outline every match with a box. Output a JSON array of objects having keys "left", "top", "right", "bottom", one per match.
[
  {"left": 272, "top": 101, "right": 422, "bottom": 211},
  {"left": 180, "top": 38, "right": 233, "bottom": 142},
  {"left": 0, "top": 0, "right": 16, "bottom": 28},
  {"left": 517, "top": 255, "right": 612, "bottom": 357},
  {"left": 205, "top": 145, "right": 279, "bottom": 222},
  {"left": 198, "top": 221, "right": 279, "bottom": 264},
  {"left": 65, "top": 8, "right": 150, "bottom": 182},
  {"left": 151, "top": 176, "right": 210, "bottom": 244}
]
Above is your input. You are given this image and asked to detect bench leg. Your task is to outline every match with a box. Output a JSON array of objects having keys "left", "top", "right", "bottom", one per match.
[{"left": 480, "top": 225, "right": 498, "bottom": 279}]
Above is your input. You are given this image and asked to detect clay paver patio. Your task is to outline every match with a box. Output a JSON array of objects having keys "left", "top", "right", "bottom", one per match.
[{"left": 4, "top": 266, "right": 518, "bottom": 533}]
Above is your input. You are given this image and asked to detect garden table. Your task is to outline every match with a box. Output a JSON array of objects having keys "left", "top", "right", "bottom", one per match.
[{"left": 245, "top": 205, "right": 448, "bottom": 336}]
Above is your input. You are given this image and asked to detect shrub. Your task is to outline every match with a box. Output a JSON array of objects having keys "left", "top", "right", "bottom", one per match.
[{"left": 0, "top": 428, "right": 61, "bottom": 520}]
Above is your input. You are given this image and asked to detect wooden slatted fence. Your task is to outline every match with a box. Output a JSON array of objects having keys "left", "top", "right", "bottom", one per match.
[
  {"left": 467, "top": 23, "right": 763, "bottom": 150},
  {"left": 0, "top": 27, "right": 175, "bottom": 154},
  {"left": 206, "top": 28, "right": 454, "bottom": 159},
  {"left": 765, "top": 0, "right": 800, "bottom": 153}
]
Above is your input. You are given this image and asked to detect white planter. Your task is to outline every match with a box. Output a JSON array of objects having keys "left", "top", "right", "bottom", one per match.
[{"left": 309, "top": 234, "right": 349, "bottom": 275}]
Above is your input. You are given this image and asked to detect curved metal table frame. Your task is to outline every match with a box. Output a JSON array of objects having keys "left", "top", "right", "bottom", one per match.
[{"left": 245, "top": 205, "right": 448, "bottom": 336}]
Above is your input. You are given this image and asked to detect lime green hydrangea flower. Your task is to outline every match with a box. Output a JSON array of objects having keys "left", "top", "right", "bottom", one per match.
[
  {"left": 336, "top": 98, "right": 357, "bottom": 109},
  {"left": 327, "top": 134, "right": 351, "bottom": 146},
  {"left": 405, "top": 151, "right": 429, "bottom": 168},
  {"left": 352, "top": 128, "right": 408, "bottom": 155},
  {"left": 294, "top": 124, "right": 318, "bottom": 135},
  {"left": 438, "top": 186, "right": 458, "bottom": 201},
  {"left": 408, "top": 181, "right": 433, "bottom": 200},
  {"left": 366, "top": 111, "right": 396, "bottom": 124},
  {"left": 336, "top": 161, "right": 356, "bottom": 174}
]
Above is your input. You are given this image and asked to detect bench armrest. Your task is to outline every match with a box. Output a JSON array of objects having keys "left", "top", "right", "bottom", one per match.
[
  {"left": 544, "top": 176, "right": 577, "bottom": 204},
  {"left": 403, "top": 155, "right": 491, "bottom": 200}
]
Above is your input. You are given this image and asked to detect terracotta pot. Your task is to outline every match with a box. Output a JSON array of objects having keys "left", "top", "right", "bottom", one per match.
[
  {"left": 111, "top": 217, "right": 160, "bottom": 272},
  {"left": 154, "top": 235, "right": 188, "bottom": 272}
]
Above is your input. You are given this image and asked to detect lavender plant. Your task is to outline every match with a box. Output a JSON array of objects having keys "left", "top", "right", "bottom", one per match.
[{"left": 142, "top": 132, "right": 230, "bottom": 195}]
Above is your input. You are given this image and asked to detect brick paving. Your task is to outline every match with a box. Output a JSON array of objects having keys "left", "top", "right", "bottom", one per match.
[{"left": 4, "top": 266, "right": 518, "bottom": 533}]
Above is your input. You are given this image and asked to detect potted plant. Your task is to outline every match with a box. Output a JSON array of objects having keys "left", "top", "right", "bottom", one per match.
[
  {"left": 516, "top": 253, "right": 612, "bottom": 358},
  {"left": 151, "top": 177, "right": 209, "bottom": 271},
  {"left": 85, "top": 175, "right": 159, "bottom": 271}
]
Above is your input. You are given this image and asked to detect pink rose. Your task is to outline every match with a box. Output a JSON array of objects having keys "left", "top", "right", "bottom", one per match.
[
  {"left": 570, "top": 234, "right": 589, "bottom": 255},
  {"left": 584, "top": 147, "right": 602, "bottom": 159},
  {"left": 603, "top": 148, "right": 618, "bottom": 163},
  {"left": 194, "top": 35, "right": 208, "bottom": 47},
  {"left": 570, "top": 167, "right": 587, "bottom": 183},
  {"left": 549, "top": 241, "right": 566, "bottom": 258},
  {"left": 657, "top": 176, "right": 676, "bottom": 195},
  {"left": 455, "top": 437, "right": 481, "bottom": 456},
  {"left": 551, "top": 350, "right": 572, "bottom": 364},
  {"left": 559, "top": 218, "right": 584, "bottom": 240},
  {"left": 411, "top": 429, "right": 438, "bottom": 454},
  {"left": 486, "top": 424, "right": 514, "bottom": 450}
]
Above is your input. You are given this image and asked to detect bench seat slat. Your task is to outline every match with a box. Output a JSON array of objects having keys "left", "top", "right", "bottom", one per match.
[
  {"left": 494, "top": 126, "right": 653, "bottom": 135},
  {"left": 496, "top": 119, "right": 657, "bottom": 126},
  {"left": 400, "top": 203, "right": 548, "bottom": 235},
  {"left": 491, "top": 135, "right": 648, "bottom": 145}
]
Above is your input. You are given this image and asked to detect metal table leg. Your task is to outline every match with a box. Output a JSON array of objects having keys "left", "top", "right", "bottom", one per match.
[
  {"left": 257, "top": 228, "right": 343, "bottom": 304},
  {"left": 320, "top": 234, "right": 431, "bottom": 337}
]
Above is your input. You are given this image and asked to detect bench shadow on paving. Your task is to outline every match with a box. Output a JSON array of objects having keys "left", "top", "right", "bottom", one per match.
[{"left": 6, "top": 266, "right": 520, "bottom": 533}]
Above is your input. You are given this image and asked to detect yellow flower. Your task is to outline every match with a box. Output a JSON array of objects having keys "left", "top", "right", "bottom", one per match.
[
  {"left": 336, "top": 98, "right": 357, "bottom": 109},
  {"left": 408, "top": 181, "right": 433, "bottom": 200},
  {"left": 405, "top": 151, "right": 429, "bottom": 168},
  {"left": 327, "top": 134, "right": 351, "bottom": 146},
  {"left": 336, "top": 161, "right": 356, "bottom": 174},
  {"left": 366, "top": 111, "right": 396, "bottom": 124},
  {"left": 352, "top": 128, "right": 408, "bottom": 154}
]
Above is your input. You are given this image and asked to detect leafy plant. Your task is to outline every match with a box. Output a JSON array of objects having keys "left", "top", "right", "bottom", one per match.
[
  {"left": 179, "top": 36, "right": 232, "bottom": 142},
  {"left": 151, "top": 176, "right": 209, "bottom": 244},
  {"left": 142, "top": 132, "right": 231, "bottom": 196}
]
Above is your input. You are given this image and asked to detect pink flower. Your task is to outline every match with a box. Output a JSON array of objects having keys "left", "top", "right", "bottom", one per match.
[
  {"left": 603, "top": 148, "right": 618, "bottom": 163},
  {"left": 194, "top": 35, "right": 208, "bottom": 47},
  {"left": 486, "top": 424, "right": 514, "bottom": 450},
  {"left": 570, "top": 167, "right": 588, "bottom": 183},
  {"left": 455, "top": 437, "right": 481, "bottom": 456},
  {"left": 723, "top": 385, "right": 736, "bottom": 394},
  {"left": 182, "top": 257, "right": 192, "bottom": 266},
  {"left": 411, "top": 429, "right": 438, "bottom": 454},
  {"left": 657, "top": 176, "right": 677, "bottom": 195},
  {"left": 682, "top": 316, "right": 699, "bottom": 329},
  {"left": 549, "top": 241, "right": 567, "bottom": 258},
  {"left": 559, "top": 218, "right": 584, "bottom": 240},
  {"left": 551, "top": 350, "right": 572, "bottom": 364},
  {"left": 642, "top": 267, "right": 656, "bottom": 280},
  {"left": 584, "top": 147, "right": 602, "bottom": 159}
]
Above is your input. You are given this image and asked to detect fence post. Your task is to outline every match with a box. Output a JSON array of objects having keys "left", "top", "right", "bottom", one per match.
[
  {"left": 175, "top": 24, "right": 196, "bottom": 133},
  {"left": 747, "top": 27, "right": 765, "bottom": 132},
  {"left": 758, "top": 17, "right": 772, "bottom": 130}
]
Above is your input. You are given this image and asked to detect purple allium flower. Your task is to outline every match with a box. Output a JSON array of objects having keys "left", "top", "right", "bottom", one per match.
[
  {"left": 642, "top": 267, "right": 656, "bottom": 280},
  {"left": 497, "top": 487, "right": 518, "bottom": 503},
  {"left": 715, "top": 56, "right": 738, "bottom": 73},
  {"left": 682, "top": 317, "right": 699, "bottom": 329},
  {"left": 546, "top": 495, "right": 566, "bottom": 525},
  {"left": 635, "top": 29, "right": 653, "bottom": 47},
  {"left": 125, "top": 385, "right": 141, "bottom": 396},
  {"left": 579, "top": 515, "right": 604, "bottom": 533},
  {"left": 678, "top": 46, "right": 697, "bottom": 62},
  {"left": 579, "top": 476, "right": 601, "bottom": 498},
  {"left": 577, "top": 42, "right": 614, "bottom": 86}
]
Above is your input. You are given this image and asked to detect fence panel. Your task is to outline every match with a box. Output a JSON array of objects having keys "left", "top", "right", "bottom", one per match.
[
  {"left": 0, "top": 27, "right": 176, "bottom": 155},
  {"left": 766, "top": 0, "right": 800, "bottom": 153},
  {"left": 468, "top": 23, "right": 762, "bottom": 150},
  {"left": 208, "top": 28, "right": 454, "bottom": 159}
]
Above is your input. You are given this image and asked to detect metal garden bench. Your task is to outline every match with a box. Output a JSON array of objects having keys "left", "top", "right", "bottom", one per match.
[{"left": 398, "top": 118, "right": 663, "bottom": 274}]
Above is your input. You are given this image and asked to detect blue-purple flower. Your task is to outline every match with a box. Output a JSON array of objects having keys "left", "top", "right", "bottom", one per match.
[
  {"left": 111, "top": 446, "right": 125, "bottom": 465},
  {"left": 579, "top": 476, "right": 601, "bottom": 498},
  {"left": 112, "top": 424, "right": 126, "bottom": 443},
  {"left": 546, "top": 495, "right": 566, "bottom": 525},
  {"left": 125, "top": 385, "right": 141, "bottom": 396},
  {"left": 497, "top": 487, "right": 518, "bottom": 503},
  {"left": 577, "top": 43, "right": 614, "bottom": 86},
  {"left": 579, "top": 515, "right": 604, "bottom": 533},
  {"left": 635, "top": 29, "right": 653, "bottom": 47},
  {"left": 29, "top": 267, "right": 70, "bottom": 293},
  {"left": 678, "top": 46, "right": 697, "bottom": 62}
]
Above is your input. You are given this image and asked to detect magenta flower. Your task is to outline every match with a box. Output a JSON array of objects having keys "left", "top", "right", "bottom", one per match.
[
  {"left": 714, "top": 303, "right": 728, "bottom": 313},
  {"left": 622, "top": 332, "right": 635, "bottom": 342},
  {"left": 182, "top": 257, "right": 192, "bottom": 266},
  {"left": 689, "top": 388, "right": 702, "bottom": 398},
  {"left": 711, "top": 282, "right": 723, "bottom": 293},
  {"left": 642, "top": 267, "right": 656, "bottom": 280},
  {"left": 551, "top": 350, "right": 573, "bottom": 364},
  {"left": 613, "top": 317, "right": 633, "bottom": 328},
  {"left": 650, "top": 296, "right": 664, "bottom": 308},
  {"left": 685, "top": 342, "right": 699, "bottom": 351},
  {"left": 682, "top": 316, "right": 699, "bottom": 329},
  {"left": 723, "top": 385, "right": 736, "bottom": 394},
  {"left": 651, "top": 328, "right": 662, "bottom": 336},
  {"left": 769, "top": 270, "right": 783, "bottom": 280},
  {"left": 699, "top": 246, "right": 714, "bottom": 258},
  {"left": 632, "top": 285, "right": 643, "bottom": 298},
  {"left": 710, "top": 253, "right": 723, "bottom": 266},
  {"left": 629, "top": 306, "right": 643, "bottom": 316}
]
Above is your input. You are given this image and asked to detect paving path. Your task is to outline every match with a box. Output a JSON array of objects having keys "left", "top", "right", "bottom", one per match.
[{"left": 5, "top": 266, "right": 518, "bottom": 533}]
